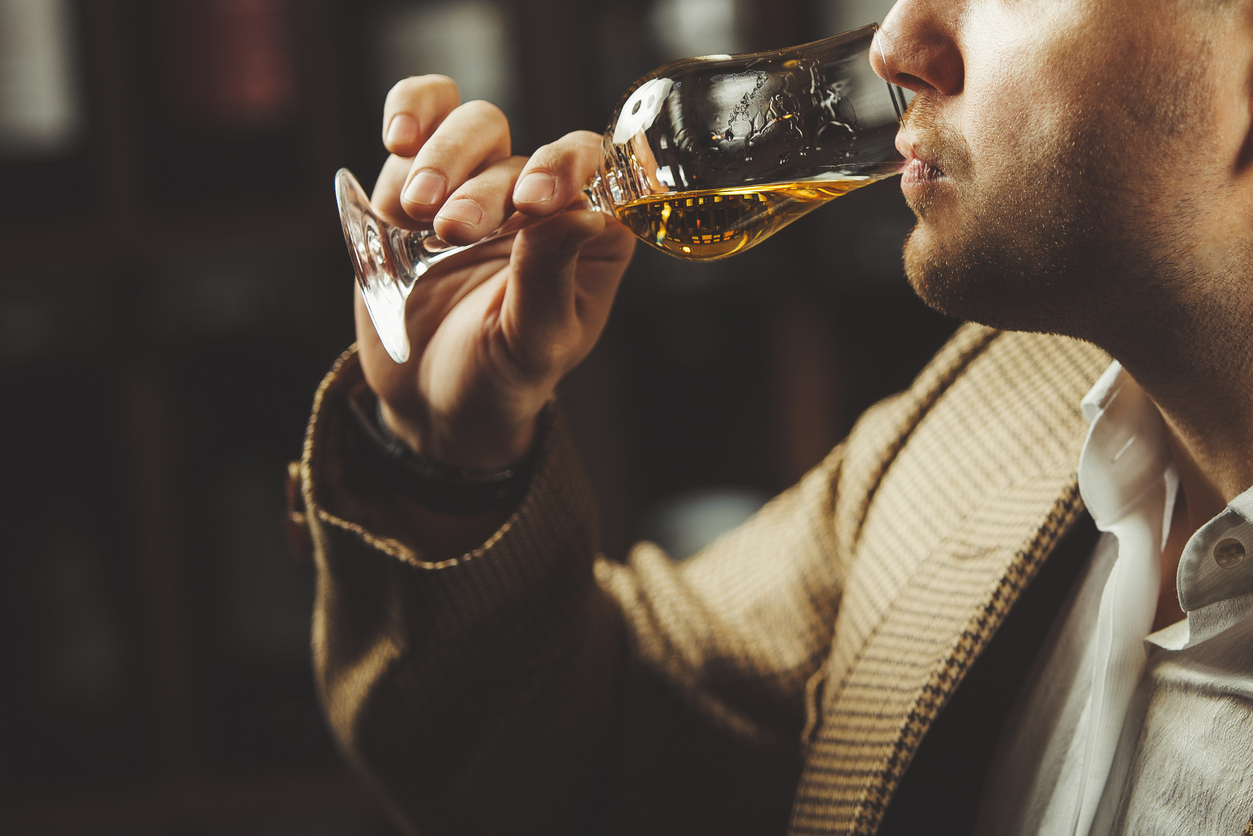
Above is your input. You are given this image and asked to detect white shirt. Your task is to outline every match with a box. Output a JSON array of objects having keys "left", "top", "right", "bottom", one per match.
[{"left": 974, "top": 362, "right": 1253, "bottom": 836}]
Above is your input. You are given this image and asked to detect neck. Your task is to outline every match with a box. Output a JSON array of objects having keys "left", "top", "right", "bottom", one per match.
[
  {"left": 1106, "top": 292, "right": 1251, "bottom": 631},
  {"left": 1078, "top": 269, "right": 1253, "bottom": 631},
  {"left": 1104, "top": 283, "right": 1253, "bottom": 513}
]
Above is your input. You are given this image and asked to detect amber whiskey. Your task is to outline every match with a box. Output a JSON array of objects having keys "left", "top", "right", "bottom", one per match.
[{"left": 614, "top": 179, "right": 876, "bottom": 261}]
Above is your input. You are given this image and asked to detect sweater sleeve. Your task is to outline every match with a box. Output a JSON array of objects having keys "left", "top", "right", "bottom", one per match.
[{"left": 300, "top": 347, "right": 849, "bottom": 836}]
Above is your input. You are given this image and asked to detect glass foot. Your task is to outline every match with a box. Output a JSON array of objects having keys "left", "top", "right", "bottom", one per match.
[{"left": 335, "top": 168, "right": 413, "bottom": 364}]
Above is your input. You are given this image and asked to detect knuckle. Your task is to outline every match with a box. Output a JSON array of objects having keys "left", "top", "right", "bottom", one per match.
[
  {"left": 514, "top": 336, "right": 573, "bottom": 381},
  {"left": 474, "top": 156, "right": 525, "bottom": 185},
  {"left": 459, "top": 99, "right": 507, "bottom": 123},
  {"left": 526, "top": 142, "right": 564, "bottom": 169},
  {"left": 537, "top": 133, "right": 601, "bottom": 168},
  {"left": 473, "top": 156, "right": 525, "bottom": 188},
  {"left": 420, "top": 72, "right": 457, "bottom": 90},
  {"left": 422, "top": 73, "right": 461, "bottom": 105},
  {"left": 387, "top": 74, "right": 459, "bottom": 108},
  {"left": 385, "top": 76, "right": 422, "bottom": 105},
  {"left": 414, "top": 136, "right": 459, "bottom": 169}
]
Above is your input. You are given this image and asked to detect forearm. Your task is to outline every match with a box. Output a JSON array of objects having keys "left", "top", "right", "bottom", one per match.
[
  {"left": 300, "top": 348, "right": 849, "bottom": 834},
  {"left": 305, "top": 349, "right": 620, "bottom": 832}
]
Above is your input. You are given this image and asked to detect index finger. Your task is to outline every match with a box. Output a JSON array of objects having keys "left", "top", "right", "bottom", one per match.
[
  {"left": 512, "top": 131, "right": 606, "bottom": 217},
  {"left": 382, "top": 74, "right": 461, "bottom": 157}
]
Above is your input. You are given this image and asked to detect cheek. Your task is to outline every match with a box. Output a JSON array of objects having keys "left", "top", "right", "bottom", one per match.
[{"left": 957, "top": 8, "right": 1090, "bottom": 179}]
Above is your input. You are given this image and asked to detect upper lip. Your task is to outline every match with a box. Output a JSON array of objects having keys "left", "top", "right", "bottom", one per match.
[{"left": 896, "top": 133, "right": 941, "bottom": 175}]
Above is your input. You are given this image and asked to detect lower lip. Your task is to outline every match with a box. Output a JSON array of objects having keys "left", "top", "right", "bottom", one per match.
[{"left": 900, "top": 158, "right": 946, "bottom": 201}]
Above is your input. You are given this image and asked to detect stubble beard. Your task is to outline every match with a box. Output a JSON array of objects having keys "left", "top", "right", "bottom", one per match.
[{"left": 899, "top": 104, "right": 1123, "bottom": 343}]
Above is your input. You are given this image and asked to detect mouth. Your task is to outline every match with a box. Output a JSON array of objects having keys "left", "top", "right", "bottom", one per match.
[{"left": 896, "top": 133, "right": 948, "bottom": 202}]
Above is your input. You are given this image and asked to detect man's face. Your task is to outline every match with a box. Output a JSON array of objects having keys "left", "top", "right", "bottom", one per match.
[{"left": 875, "top": 0, "right": 1252, "bottom": 341}]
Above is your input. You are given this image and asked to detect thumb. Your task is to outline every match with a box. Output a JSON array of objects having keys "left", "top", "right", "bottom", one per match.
[{"left": 500, "top": 210, "right": 606, "bottom": 374}]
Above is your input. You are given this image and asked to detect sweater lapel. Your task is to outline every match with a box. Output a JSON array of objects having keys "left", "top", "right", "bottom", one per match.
[{"left": 790, "top": 330, "right": 1109, "bottom": 836}]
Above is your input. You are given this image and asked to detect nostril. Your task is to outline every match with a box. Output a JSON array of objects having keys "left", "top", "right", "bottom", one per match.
[
  {"left": 873, "top": 8, "right": 964, "bottom": 98},
  {"left": 873, "top": 29, "right": 930, "bottom": 95},
  {"left": 893, "top": 72, "right": 927, "bottom": 92}
]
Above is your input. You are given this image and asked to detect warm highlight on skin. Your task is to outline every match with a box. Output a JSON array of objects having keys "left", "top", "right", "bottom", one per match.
[
  {"left": 898, "top": 0, "right": 1228, "bottom": 343},
  {"left": 883, "top": 0, "right": 1253, "bottom": 579}
]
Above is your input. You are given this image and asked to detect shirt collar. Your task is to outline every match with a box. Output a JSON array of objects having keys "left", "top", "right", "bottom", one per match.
[
  {"left": 1079, "top": 362, "right": 1253, "bottom": 646},
  {"left": 1078, "top": 361, "right": 1174, "bottom": 532},
  {"left": 1176, "top": 487, "right": 1253, "bottom": 643}
]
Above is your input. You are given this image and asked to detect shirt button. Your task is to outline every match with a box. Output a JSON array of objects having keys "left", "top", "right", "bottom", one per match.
[{"left": 1214, "top": 538, "right": 1246, "bottom": 569}]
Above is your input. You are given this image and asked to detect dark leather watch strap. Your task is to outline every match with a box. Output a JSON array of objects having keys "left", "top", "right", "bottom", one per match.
[{"left": 345, "top": 395, "right": 538, "bottom": 515}]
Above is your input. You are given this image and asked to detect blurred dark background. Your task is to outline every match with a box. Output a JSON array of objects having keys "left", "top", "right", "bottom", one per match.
[{"left": 0, "top": 0, "right": 955, "bottom": 833}]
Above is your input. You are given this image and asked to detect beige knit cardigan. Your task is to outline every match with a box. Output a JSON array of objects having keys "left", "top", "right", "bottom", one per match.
[{"left": 297, "top": 323, "right": 1110, "bottom": 835}]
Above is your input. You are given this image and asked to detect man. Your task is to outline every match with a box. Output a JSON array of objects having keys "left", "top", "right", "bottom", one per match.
[{"left": 293, "top": 0, "right": 1253, "bottom": 833}]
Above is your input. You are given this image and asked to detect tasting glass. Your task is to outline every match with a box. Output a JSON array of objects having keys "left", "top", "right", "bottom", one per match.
[{"left": 336, "top": 23, "right": 908, "bottom": 363}]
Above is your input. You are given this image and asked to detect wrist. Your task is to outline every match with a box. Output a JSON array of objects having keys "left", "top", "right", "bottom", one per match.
[
  {"left": 347, "top": 393, "right": 546, "bottom": 515},
  {"left": 377, "top": 400, "right": 540, "bottom": 473}
]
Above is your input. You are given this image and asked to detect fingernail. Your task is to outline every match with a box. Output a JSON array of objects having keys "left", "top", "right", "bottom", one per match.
[
  {"left": 404, "top": 170, "right": 446, "bottom": 206},
  {"left": 385, "top": 114, "right": 419, "bottom": 147},
  {"left": 514, "top": 172, "right": 557, "bottom": 205},
  {"left": 438, "top": 199, "right": 483, "bottom": 227}
]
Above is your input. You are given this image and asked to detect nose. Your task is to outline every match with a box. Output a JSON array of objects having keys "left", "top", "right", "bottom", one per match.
[{"left": 871, "top": 0, "right": 964, "bottom": 97}]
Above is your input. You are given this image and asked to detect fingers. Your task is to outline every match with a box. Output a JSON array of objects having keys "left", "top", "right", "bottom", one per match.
[
  {"left": 373, "top": 76, "right": 603, "bottom": 246},
  {"left": 371, "top": 153, "right": 423, "bottom": 230},
  {"left": 381, "top": 75, "right": 460, "bottom": 157},
  {"left": 500, "top": 210, "right": 610, "bottom": 376},
  {"left": 431, "top": 156, "right": 527, "bottom": 246},
  {"left": 420, "top": 129, "right": 605, "bottom": 242},
  {"left": 399, "top": 100, "right": 512, "bottom": 222},
  {"left": 567, "top": 221, "right": 637, "bottom": 338},
  {"left": 375, "top": 76, "right": 512, "bottom": 227},
  {"left": 512, "top": 131, "right": 605, "bottom": 217}
]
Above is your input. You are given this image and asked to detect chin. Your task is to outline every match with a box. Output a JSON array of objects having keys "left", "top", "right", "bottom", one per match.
[
  {"left": 902, "top": 226, "right": 1002, "bottom": 324},
  {"left": 901, "top": 225, "right": 1101, "bottom": 340}
]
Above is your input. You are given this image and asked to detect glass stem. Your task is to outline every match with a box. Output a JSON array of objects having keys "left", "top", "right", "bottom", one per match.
[{"left": 401, "top": 170, "right": 617, "bottom": 275}]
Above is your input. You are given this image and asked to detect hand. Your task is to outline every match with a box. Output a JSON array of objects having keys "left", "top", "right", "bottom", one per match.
[{"left": 357, "top": 75, "right": 636, "bottom": 471}]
